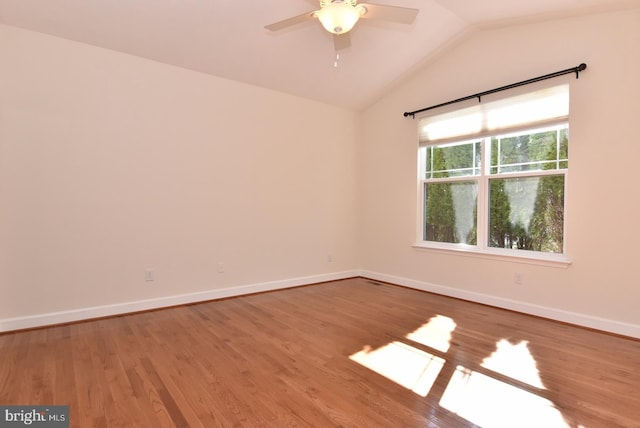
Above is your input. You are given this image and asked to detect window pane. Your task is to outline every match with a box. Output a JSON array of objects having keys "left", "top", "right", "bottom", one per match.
[
  {"left": 425, "top": 181, "right": 477, "bottom": 244},
  {"left": 490, "top": 126, "right": 568, "bottom": 174},
  {"left": 559, "top": 127, "right": 568, "bottom": 167},
  {"left": 488, "top": 175, "right": 564, "bottom": 253},
  {"left": 425, "top": 141, "right": 481, "bottom": 179}
]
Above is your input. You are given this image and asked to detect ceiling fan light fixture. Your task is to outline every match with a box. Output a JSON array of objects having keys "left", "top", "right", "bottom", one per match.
[{"left": 316, "top": 2, "right": 363, "bottom": 35}]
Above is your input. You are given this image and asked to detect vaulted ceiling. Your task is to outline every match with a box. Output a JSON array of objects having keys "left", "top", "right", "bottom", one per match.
[{"left": 1, "top": 0, "right": 638, "bottom": 110}]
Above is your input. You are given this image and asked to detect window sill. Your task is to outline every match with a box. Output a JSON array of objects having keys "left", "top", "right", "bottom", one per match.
[{"left": 412, "top": 243, "right": 571, "bottom": 268}]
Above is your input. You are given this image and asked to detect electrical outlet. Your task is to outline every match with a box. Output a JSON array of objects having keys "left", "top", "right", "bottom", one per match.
[
  {"left": 514, "top": 272, "right": 523, "bottom": 285},
  {"left": 217, "top": 262, "right": 225, "bottom": 273},
  {"left": 327, "top": 253, "right": 333, "bottom": 263},
  {"left": 145, "top": 269, "right": 154, "bottom": 282}
]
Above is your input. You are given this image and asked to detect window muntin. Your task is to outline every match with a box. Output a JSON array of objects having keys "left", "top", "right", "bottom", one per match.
[{"left": 420, "top": 123, "right": 568, "bottom": 258}]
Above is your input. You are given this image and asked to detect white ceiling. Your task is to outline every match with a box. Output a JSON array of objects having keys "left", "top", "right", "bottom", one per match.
[{"left": 0, "top": 0, "right": 638, "bottom": 110}]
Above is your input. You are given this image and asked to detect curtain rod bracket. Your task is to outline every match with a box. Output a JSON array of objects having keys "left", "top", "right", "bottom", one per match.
[{"left": 403, "top": 63, "right": 587, "bottom": 119}]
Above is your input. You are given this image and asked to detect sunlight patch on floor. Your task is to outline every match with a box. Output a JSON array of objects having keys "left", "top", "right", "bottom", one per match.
[
  {"left": 440, "top": 365, "right": 569, "bottom": 428},
  {"left": 349, "top": 341, "right": 445, "bottom": 396},
  {"left": 349, "top": 318, "right": 573, "bottom": 427},
  {"left": 481, "top": 339, "right": 545, "bottom": 388},
  {"left": 406, "top": 315, "right": 456, "bottom": 352}
]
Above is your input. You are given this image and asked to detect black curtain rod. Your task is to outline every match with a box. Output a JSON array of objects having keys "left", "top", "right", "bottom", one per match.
[{"left": 403, "top": 63, "right": 587, "bottom": 119}]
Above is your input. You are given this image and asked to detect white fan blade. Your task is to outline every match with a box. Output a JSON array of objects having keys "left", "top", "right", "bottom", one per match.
[
  {"left": 359, "top": 3, "right": 419, "bottom": 24},
  {"left": 334, "top": 33, "right": 351, "bottom": 51},
  {"left": 265, "top": 10, "right": 317, "bottom": 32}
]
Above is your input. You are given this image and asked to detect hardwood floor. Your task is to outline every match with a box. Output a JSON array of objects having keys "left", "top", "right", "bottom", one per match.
[{"left": 1, "top": 277, "right": 639, "bottom": 427}]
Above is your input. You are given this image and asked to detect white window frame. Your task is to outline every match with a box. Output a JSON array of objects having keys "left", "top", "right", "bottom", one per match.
[{"left": 413, "top": 86, "right": 571, "bottom": 268}]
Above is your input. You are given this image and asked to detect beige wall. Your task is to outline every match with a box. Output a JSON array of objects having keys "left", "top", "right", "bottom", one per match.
[
  {"left": 360, "top": 9, "right": 640, "bottom": 331},
  {"left": 2, "top": 8, "right": 639, "bottom": 336},
  {"left": 0, "top": 25, "right": 359, "bottom": 320}
]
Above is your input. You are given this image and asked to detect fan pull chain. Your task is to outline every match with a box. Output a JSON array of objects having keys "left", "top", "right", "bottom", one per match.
[{"left": 334, "top": 51, "right": 340, "bottom": 68}]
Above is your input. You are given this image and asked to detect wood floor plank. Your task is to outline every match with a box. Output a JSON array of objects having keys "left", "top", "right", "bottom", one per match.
[{"left": 1, "top": 277, "right": 639, "bottom": 427}]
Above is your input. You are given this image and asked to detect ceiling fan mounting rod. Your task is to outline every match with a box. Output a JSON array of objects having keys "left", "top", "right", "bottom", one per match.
[{"left": 321, "top": 0, "right": 357, "bottom": 6}]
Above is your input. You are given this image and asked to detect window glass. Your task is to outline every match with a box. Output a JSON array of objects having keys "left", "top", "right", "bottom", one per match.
[
  {"left": 490, "top": 126, "right": 569, "bottom": 174},
  {"left": 425, "top": 141, "right": 481, "bottom": 178},
  {"left": 488, "top": 175, "right": 565, "bottom": 253},
  {"left": 424, "top": 181, "right": 478, "bottom": 245},
  {"left": 419, "top": 125, "right": 567, "bottom": 257}
]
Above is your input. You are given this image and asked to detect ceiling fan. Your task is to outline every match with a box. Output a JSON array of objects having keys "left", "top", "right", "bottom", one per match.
[{"left": 265, "top": 0, "right": 419, "bottom": 51}]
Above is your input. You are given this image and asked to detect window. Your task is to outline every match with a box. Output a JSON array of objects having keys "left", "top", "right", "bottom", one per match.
[{"left": 416, "top": 85, "right": 569, "bottom": 263}]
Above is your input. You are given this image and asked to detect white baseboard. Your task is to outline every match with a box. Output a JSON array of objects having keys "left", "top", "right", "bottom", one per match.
[
  {"left": 0, "top": 270, "right": 360, "bottom": 333},
  {"left": 3, "top": 269, "right": 639, "bottom": 339},
  {"left": 360, "top": 270, "right": 640, "bottom": 339}
]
